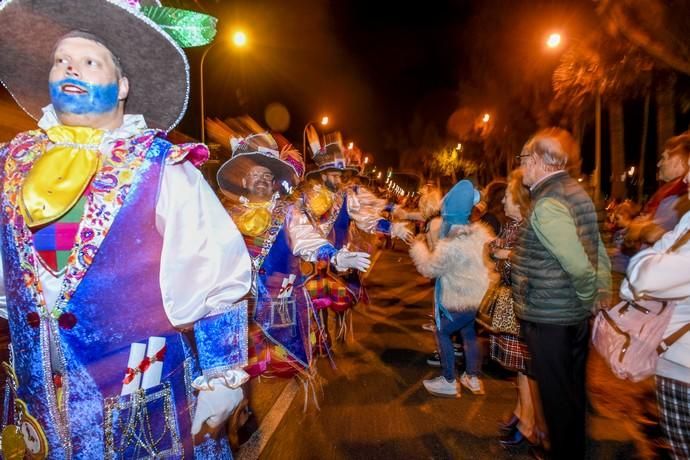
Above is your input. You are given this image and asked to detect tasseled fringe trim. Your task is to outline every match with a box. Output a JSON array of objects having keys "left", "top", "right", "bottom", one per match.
[
  {"left": 336, "top": 310, "right": 355, "bottom": 342},
  {"left": 296, "top": 368, "right": 324, "bottom": 412}
]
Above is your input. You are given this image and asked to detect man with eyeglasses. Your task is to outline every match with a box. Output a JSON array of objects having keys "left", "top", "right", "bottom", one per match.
[{"left": 511, "top": 128, "right": 611, "bottom": 460}]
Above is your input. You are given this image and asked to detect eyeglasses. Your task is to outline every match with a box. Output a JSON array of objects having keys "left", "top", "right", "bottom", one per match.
[
  {"left": 248, "top": 172, "right": 275, "bottom": 181},
  {"left": 515, "top": 153, "right": 533, "bottom": 163}
]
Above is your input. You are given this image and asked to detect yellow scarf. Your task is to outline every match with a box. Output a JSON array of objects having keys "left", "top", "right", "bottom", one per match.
[
  {"left": 20, "top": 126, "right": 104, "bottom": 228},
  {"left": 236, "top": 201, "right": 273, "bottom": 237},
  {"left": 306, "top": 186, "right": 333, "bottom": 218}
]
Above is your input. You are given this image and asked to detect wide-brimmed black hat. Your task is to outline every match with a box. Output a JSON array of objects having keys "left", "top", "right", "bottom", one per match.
[
  {"left": 0, "top": 0, "right": 216, "bottom": 131},
  {"left": 217, "top": 133, "right": 302, "bottom": 197}
]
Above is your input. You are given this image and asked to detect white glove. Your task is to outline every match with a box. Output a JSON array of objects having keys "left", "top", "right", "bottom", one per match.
[
  {"left": 191, "top": 382, "right": 244, "bottom": 435},
  {"left": 333, "top": 249, "right": 371, "bottom": 272},
  {"left": 391, "top": 222, "right": 413, "bottom": 242}
]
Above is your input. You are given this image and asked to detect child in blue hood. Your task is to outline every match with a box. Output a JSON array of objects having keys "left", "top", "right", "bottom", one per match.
[{"left": 410, "top": 180, "right": 495, "bottom": 397}]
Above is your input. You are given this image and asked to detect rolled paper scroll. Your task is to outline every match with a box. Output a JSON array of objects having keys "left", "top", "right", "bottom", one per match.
[
  {"left": 141, "top": 336, "right": 166, "bottom": 390},
  {"left": 121, "top": 342, "right": 146, "bottom": 396}
]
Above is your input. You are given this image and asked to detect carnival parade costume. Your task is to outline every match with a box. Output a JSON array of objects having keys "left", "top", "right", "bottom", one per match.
[
  {"left": 216, "top": 132, "right": 343, "bottom": 379},
  {"left": 0, "top": 1, "right": 252, "bottom": 458},
  {"left": 297, "top": 131, "right": 405, "bottom": 328}
]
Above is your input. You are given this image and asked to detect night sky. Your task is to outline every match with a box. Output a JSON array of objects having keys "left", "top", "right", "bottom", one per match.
[
  {"left": 180, "top": 0, "right": 592, "bottom": 168},
  {"left": 179, "top": 0, "right": 475, "bottom": 167}
]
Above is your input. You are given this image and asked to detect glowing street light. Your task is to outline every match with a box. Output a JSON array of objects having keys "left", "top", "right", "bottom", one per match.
[
  {"left": 364, "top": 156, "right": 369, "bottom": 164},
  {"left": 482, "top": 113, "right": 491, "bottom": 123},
  {"left": 456, "top": 143, "right": 463, "bottom": 150},
  {"left": 200, "top": 29, "right": 250, "bottom": 144},
  {"left": 546, "top": 32, "right": 562, "bottom": 49},
  {"left": 348, "top": 142, "right": 354, "bottom": 149},
  {"left": 321, "top": 116, "right": 329, "bottom": 126},
  {"left": 232, "top": 30, "right": 248, "bottom": 48},
  {"left": 544, "top": 30, "right": 600, "bottom": 201}
]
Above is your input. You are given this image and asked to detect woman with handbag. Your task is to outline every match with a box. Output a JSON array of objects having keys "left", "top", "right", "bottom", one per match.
[
  {"left": 620, "top": 202, "right": 690, "bottom": 459},
  {"left": 488, "top": 171, "right": 546, "bottom": 452}
]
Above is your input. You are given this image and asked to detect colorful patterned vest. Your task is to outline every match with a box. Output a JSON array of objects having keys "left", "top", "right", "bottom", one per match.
[
  {"left": 0, "top": 132, "right": 232, "bottom": 459},
  {"left": 303, "top": 192, "right": 362, "bottom": 312},
  {"left": 234, "top": 202, "right": 313, "bottom": 378}
]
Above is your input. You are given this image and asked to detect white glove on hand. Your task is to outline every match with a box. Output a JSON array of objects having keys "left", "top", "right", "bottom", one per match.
[
  {"left": 191, "top": 383, "right": 244, "bottom": 435},
  {"left": 333, "top": 249, "right": 371, "bottom": 272},
  {"left": 391, "top": 222, "right": 413, "bottom": 242}
]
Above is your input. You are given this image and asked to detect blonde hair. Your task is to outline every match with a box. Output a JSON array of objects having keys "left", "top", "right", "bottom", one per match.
[
  {"left": 507, "top": 169, "right": 531, "bottom": 218},
  {"left": 419, "top": 187, "right": 442, "bottom": 219}
]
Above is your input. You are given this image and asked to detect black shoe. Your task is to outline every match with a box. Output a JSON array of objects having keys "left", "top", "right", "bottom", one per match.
[
  {"left": 426, "top": 351, "right": 441, "bottom": 367},
  {"left": 499, "top": 428, "right": 526, "bottom": 447},
  {"left": 528, "top": 443, "right": 547, "bottom": 460},
  {"left": 498, "top": 414, "right": 519, "bottom": 433}
]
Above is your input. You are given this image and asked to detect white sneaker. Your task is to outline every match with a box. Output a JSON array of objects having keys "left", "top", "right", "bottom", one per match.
[
  {"left": 459, "top": 373, "right": 485, "bottom": 395},
  {"left": 422, "top": 376, "right": 459, "bottom": 398}
]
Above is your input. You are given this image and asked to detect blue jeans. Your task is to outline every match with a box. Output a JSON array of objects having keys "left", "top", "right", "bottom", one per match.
[{"left": 436, "top": 309, "right": 480, "bottom": 381}]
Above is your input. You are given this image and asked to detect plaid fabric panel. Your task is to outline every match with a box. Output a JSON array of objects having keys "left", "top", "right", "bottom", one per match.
[
  {"left": 329, "top": 281, "right": 352, "bottom": 304},
  {"left": 306, "top": 278, "right": 328, "bottom": 299},
  {"left": 32, "top": 196, "right": 87, "bottom": 272},
  {"left": 490, "top": 334, "right": 530, "bottom": 373},
  {"left": 245, "top": 322, "right": 269, "bottom": 377},
  {"left": 656, "top": 376, "right": 690, "bottom": 459}
]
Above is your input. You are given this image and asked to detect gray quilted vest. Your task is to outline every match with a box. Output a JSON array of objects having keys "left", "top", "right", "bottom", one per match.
[{"left": 512, "top": 171, "right": 600, "bottom": 325}]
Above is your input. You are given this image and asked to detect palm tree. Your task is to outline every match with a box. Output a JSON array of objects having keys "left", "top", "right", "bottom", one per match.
[
  {"left": 598, "top": 0, "right": 690, "bottom": 76},
  {"left": 551, "top": 28, "right": 654, "bottom": 199},
  {"left": 599, "top": 0, "right": 690, "bottom": 169}
]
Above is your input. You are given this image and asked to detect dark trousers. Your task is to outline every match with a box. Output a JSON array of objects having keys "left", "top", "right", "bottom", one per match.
[{"left": 521, "top": 319, "right": 589, "bottom": 460}]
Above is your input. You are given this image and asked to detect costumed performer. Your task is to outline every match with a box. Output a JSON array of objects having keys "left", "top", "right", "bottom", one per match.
[
  {"left": 0, "top": 1, "right": 251, "bottom": 458},
  {"left": 216, "top": 132, "right": 369, "bottom": 382},
  {"left": 297, "top": 129, "right": 412, "bottom": 346}
]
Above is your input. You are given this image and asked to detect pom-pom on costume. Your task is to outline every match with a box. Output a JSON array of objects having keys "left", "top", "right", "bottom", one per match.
[{"left": 0, "top": 1, "right": 251, "bottom": 458}]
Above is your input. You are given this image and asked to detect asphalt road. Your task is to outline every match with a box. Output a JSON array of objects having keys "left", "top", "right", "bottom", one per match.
[{"left": 236, "top": 246, "right": 641, "bottom": 460}]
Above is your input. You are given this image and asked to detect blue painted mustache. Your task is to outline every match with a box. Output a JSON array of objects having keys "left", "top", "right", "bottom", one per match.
[{"left": 49, "top": 78, "right": 119, "bottom": 115}]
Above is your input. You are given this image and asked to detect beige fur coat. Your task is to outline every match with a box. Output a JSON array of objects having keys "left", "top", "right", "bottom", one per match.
[{"left": 409, "top": 222, "right": 494, "bottom": 312}]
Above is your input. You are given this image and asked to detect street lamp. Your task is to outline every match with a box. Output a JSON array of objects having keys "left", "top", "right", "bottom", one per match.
[
  {"left": 232, "top": 31, "right": 247, "bottom": 48},
  {"left": 546, "top": 33, "right": 562, "bottom": 49},
  {"left": 545, "top": 31, "right": 602, "bottom": 202},
  {"left": 321, "top": 116, "right": 329, "bottom": 126},
  {"left": 200, "top": 29, "right": 248, "bottom": 144},
  {"left": 482, "top": 113, "right": 491, "bottom": 123},
  {"left": 348, "top": 142, "right": 354, "bottom": 150}
]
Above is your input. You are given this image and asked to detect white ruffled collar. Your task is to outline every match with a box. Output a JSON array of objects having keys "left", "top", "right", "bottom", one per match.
[{"left": 38, "top": 104, "right": 148, "bottom": 145}]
